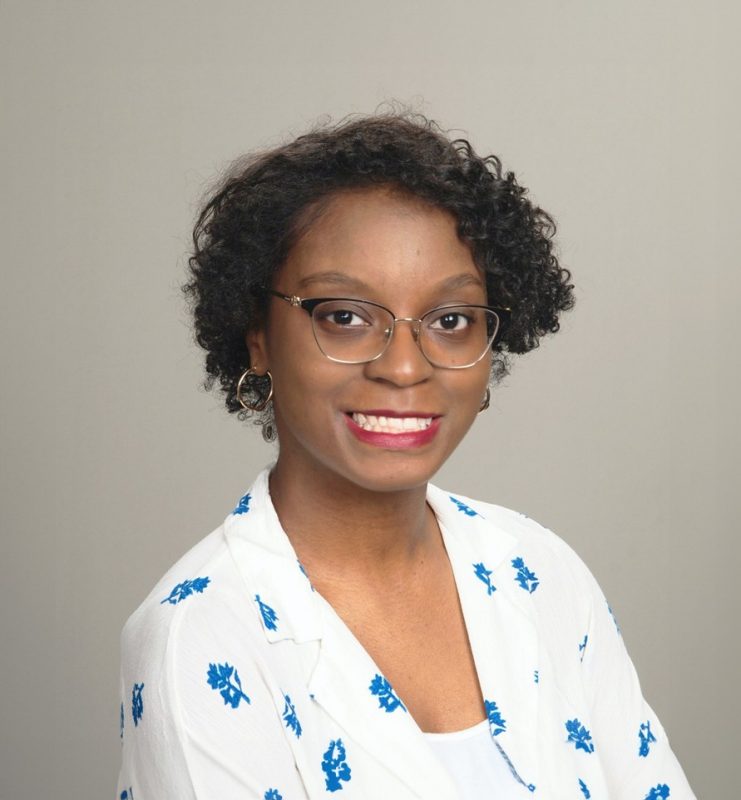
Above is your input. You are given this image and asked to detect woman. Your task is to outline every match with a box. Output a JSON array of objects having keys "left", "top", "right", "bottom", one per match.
[{"left": 117, "top": 113, "right": 695, "bottom": 799}]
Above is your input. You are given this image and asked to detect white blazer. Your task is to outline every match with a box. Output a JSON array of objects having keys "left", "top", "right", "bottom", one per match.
[{"left": 117, "top": 466, "right": 695, "bottom": 799}]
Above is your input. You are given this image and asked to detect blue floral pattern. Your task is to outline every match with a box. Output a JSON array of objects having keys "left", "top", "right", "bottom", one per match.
[
  {"left": 369, "top": 674, "right": 407, "bottom": 713},
  {"left": 449, "top": 495, "right": 481, "bottom": 517},
  {"left": 207, "top": 662, "right": 251, "bottom": 708},
  {"left": 512, "top": 557, "right": 539, "bottom": 593},
  {"left": 321, "top": 738, "right": 352, "bottom": 792},
  {"left": 484, "top": 699, "right": 507, "bottom": 736},
  {"left": 117, "top": 470, "right": 693, "bottom": 796},
  {"left": 473, "top": 561, "right": 497, "bottom": 595},
  {"left": 160, "top": 576, "right": 211, "bottom": 605},
  {"left": 131, "top": 683, "right": 144, "bottom": 727},
  {"left": 282, "top": 693, "right": 303, "bottom": 737},
  {"left": 565, "top": 718, "right": 594, "bottom": 753},
  {"left": 233, "top": 492, "right": 251, "bottom": 515},
  {"left": 255, "top": 594, "right": 279, "bottom": 631},
  {"left": 644, "top": 785, "right": 670, "bottom": 800},
  {"left": 639, "top": 720, "right": 657, "bottom": 757}
]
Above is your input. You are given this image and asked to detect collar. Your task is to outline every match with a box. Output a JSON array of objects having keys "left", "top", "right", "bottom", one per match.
[{"left": 224, "top": 467, "right": 540, "bottom": 796}]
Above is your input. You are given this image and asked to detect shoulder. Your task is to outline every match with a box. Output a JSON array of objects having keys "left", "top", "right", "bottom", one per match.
[
  {"left": 442, "top": 485, "right": 592, "bottom": 568},
  {"left": 118, "top": 516, "right": 303, "bottom": 795},
  {"left": 443, "top": 488, "right": 625, "bottom": 684},
  {"left": 119, "top": 518, "right": 279, "bottom": 741},
  {"left": 491, "top": 499, "right": 599, "bottom": 589},
  {"left": 120, "top": 521, "right": 266, "bottom": 690},
  {"left": 122, "top": 523, "right": 228, "bottom": 641},
  {"left": 438, "top": 484, "right": 606, "bottom": 610}
]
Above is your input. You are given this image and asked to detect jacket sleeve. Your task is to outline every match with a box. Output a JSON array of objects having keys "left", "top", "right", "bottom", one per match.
[
  {"left": 117, "top": 589, "right": 307, "bottom": 800},
  {"left": 576, "top": 556, "right": 696, "bottom": 800}
]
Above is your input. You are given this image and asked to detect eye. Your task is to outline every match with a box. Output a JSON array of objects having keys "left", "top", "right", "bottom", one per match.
[
  {"left": 314, "top": 301, "right": 376, "bottom": 329},
  {"left": 429, "top": 310, "right": 473, "bottom": 332},
  {"left": 324, "top": 309, "right": 365, "bottom": 326}
]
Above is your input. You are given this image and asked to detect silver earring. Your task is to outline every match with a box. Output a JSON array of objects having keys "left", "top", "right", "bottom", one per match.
[{"left": 261, "top": 421, "right": 277, "bottom": 443}]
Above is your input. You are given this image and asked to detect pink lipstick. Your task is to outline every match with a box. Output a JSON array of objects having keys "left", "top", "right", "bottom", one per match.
[{"left": 344, "top": 411, "right": 442, "bottom": 449}]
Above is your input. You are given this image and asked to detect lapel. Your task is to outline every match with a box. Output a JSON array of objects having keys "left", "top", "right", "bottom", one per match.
[
  {"left": 306, "top": 595, "right": 460, "bottom": 798},
  {"left": 225, "top": 467, "right": 540, "bottom": 796},
  {"left": 224, "top": 466, "right": 322, "bottom": 644},
  {"left": 429, "top": 484, "right": 540, "bottom": 793}
]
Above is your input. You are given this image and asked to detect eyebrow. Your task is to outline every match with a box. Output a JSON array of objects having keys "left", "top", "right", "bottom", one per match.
[{"left": 295, "top": 270, "right": 484, "bottom": 293}]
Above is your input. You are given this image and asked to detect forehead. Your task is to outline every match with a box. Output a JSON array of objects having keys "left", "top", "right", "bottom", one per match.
[{"left": 279, "top": 187, "right": 484, "bottom": 299}]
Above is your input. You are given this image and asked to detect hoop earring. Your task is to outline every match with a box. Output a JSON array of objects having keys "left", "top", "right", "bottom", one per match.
[
  {"left": 236, "top": 367, "right": 273, "bottom": 412},
  {"left": 478, "top": 387, "right": 491, "bottom": 414}
]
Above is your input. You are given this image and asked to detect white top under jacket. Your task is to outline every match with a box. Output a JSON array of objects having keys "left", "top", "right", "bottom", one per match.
[
  {"left": 424, "top": 719, "right": 524, "bottom": 797},
  {"left": 117, "top": 465, "right": 695, "bottom": 800}
]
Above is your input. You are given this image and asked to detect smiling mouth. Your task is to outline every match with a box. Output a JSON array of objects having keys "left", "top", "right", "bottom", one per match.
[{"left": 348, "top": 412, "right": 436, "bottom": 433}]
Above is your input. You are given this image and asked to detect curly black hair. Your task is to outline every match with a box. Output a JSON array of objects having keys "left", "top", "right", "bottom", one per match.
[{"left": 183, "top": 111, "right": 574, "bottom": 440}]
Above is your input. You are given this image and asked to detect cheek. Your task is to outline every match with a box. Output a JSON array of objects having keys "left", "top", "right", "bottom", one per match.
[
  {"left": 453, "top": 361, "right": 491, "bottom": 408},
  {"left": 265, "top": 317, "right": 317, "bottom": 386},
  {"left": 270, "top": 348, "right": 354, "bottom": 421}
]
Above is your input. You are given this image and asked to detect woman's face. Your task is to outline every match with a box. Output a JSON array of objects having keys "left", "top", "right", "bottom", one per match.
[{"left": 247, "top": 187, "right": 492, "bottom": 494}]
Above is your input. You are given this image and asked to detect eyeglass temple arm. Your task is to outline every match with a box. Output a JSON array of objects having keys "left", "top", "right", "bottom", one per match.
[{"left": 255, "top": 286, "right": 320, "bottom": 316}]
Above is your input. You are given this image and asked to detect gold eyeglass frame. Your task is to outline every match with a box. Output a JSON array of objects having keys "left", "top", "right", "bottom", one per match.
[{"left": 256, "top": 286, "right": 511, "bottom": 369}]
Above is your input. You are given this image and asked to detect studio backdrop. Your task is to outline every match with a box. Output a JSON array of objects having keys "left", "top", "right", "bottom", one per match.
[{"left": 1, "top": 1, "right": 738, "bottom": 798}]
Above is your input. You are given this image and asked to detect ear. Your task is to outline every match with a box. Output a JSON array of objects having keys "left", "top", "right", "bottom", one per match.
[{"left": 245, "top": 325, "right": 269, "bottom": 373}]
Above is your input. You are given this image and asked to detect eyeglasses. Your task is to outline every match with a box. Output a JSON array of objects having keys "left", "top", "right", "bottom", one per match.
[{"left": 258, "top": 286, "right": 510, "bottom": 369}]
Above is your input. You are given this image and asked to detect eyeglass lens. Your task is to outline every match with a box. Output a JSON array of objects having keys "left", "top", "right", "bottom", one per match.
[{"left": 310, "top": 299, "right": 499, "bottom": 367}]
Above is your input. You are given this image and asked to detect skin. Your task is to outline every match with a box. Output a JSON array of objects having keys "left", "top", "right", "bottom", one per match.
[{"left": 246, "top": 186, "right": 492, "bottom": 731}]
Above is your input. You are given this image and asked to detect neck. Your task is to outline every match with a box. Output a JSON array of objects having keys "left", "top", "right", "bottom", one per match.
[{"left": 267, "top": 456, "right": 438, "bottom": 588}]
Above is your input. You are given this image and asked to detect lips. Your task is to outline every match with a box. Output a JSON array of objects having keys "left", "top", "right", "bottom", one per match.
[
  {"left": 343, "top": 411, "right": 442, "bottom": 448},
  {"left": 351, "top": 413, "right": 434, "bottom": 433}
]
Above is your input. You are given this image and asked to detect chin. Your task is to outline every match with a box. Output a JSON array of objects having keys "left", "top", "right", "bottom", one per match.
[{"left": 333, "top": 451, "right": 445, "bottom": 495}]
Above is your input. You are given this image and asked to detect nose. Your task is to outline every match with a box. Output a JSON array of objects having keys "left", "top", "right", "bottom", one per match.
[{"left": 363, "top": 317, "right": 434, "bottom": 386}]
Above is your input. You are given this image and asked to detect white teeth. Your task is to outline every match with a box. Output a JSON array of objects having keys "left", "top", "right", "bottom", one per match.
[{"left": 351, "top": 413, "right": 434, "bottom": 433}]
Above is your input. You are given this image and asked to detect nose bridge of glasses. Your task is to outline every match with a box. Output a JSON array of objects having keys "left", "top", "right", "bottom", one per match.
[
  {"left": 391, "top": 316, "right": 423, "bottom": 343},
  {"left": 372, "top": 314, "right": 433, "bottom": 375}
]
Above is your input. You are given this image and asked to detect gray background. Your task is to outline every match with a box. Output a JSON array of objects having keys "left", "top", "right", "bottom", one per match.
[{"left": 1, "top": 1, "right": 738, "bottom": 797}]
